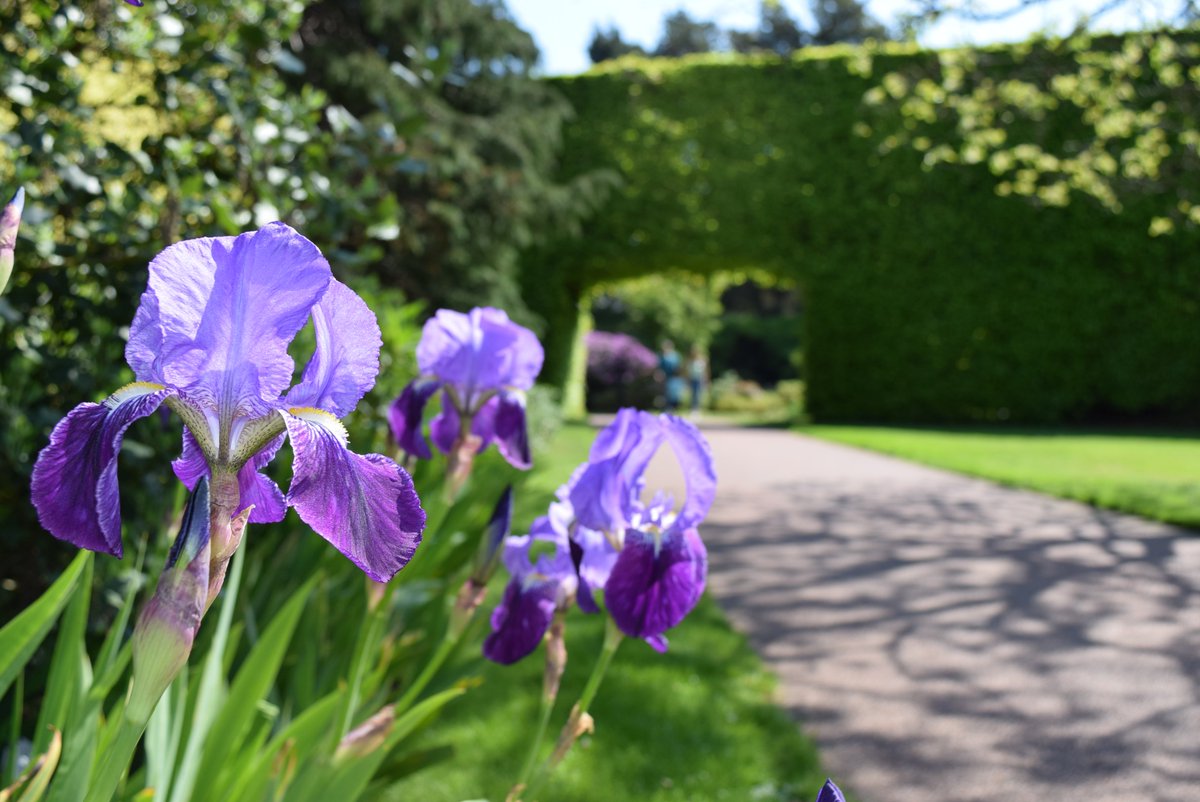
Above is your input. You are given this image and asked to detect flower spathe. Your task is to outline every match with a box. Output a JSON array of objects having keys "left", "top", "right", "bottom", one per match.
[
  {"left": 31, "top": 223, "right": 425, "bottom": 582},
  {"left": 388, "top": 307, "right": 543, "bottom": 470}
]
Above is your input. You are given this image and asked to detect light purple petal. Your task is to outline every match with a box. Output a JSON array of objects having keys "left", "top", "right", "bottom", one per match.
[
  {"left": 492, "top": 391, "right": 531, "bottom": 469},
  {"left": 417, "top": 307, "right": 544, "bottom": 402},
  {"left": 283, "top": 410, "right": 425, "bottom": 582},
  {"left": 570, "top": 524, "right": 617, "bottom": 615},
  {"left": 143, "top": 223, "right": 331, "bottom": 420},
  {"left": 388, "top": 379, "right": 441, "bottom": 460},
  {"left": 569, "top": 409, "right": 663, "bottom": 535},
  {"left": 31, "top": 383, "right": 175, "bottom": 556},
  {"left": 644, "top": 634, "right": 669, "bottom": 653},
  {"left": 126, "top": 290, "right": 165, "bottom": 384},
  {"left": 172, "top": 429, "right": 286, "bottom": 524},
  {"left": 661, "top": 414, "right": 717, "bottom": 528},
  {"left": 604, "top": 526, "right": 707, "bottom": 640},
  {"left": 816, "top": 780, "right": 847, "bottom": 802},
  {"left": 483, "top": 578, "right": 558, "bottom": 665},
  {"left": 286, "top": 279, "right": 381, "bottom": 417}
]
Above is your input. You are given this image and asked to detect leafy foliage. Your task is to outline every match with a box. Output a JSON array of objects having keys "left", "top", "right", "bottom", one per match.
[{"left": 291, "top": 0, "right": 617, "bottom": 320}]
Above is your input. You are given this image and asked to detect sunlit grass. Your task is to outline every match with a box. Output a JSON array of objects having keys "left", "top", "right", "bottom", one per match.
[
  {"left": 379, "top": 422, "right": 825, "bottom": 802},
  {"left": 806, "top": 425, "right": 1200, "bottom": 528}
]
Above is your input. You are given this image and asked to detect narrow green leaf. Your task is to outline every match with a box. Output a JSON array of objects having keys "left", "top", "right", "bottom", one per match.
[
  {"left": 0, "top": 553, "right": 91, "bottom": 702},
  {"left": 189, "top": 574, "right": 317, "bottom": 802},
  {"left": 34, "top": 557, "right": 93, "bottom": 754},
  {"left": 225, "top": 692, "right": 343, "bottom": 802}
]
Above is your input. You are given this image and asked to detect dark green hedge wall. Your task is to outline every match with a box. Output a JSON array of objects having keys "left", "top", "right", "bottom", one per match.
[{"left": 527, "top": 42, "right": 1200, "bottom": 423}]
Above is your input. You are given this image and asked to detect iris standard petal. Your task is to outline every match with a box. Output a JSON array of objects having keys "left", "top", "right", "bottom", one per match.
[
  {"left": 387, "top": 379, "right": 441, "bottom": 459},
  {"left": 416, "top": 307, "right": 544, "bottom": 398},
  {"left": 144, "top": 222, "right": 331, "bottom": 420},
  {"left": 661, "top": 414, "right": 717, "bottom": 529},
  {"left": 283, "top": 409, "right": 425, "bottom": 582},
  {"left": 569, "top": 409, "right": 663, "bottom": 535},
  {"left": 604, "top": 526, "right": 707, "bottom": 640},
  {"left": 572, "top": 525, "right": 618, "bottom": 614},
  {"left": 286, "top": 279, "right": 381, "bottom": 417},
  {"left": 815, "top": 780, "right": 846, "bottom": 802},
  {"left": 125, "top": 289, "right": 165, "bottom": 384},
  {"left": 172, "top": 429, "right": 286, "bottom": 524},
  {"left": 491, "top": 391, "right": 531, "bottom": 469},
  {"left": 483, "top": 577, "right": 559, "bottom": 665},
  {"left": 31, "top": 383, "right": 175, "bottom": 556}
]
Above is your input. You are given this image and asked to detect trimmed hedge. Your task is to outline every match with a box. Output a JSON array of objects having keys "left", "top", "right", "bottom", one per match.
[{"left": 526, "top": 39, "right": 1200, "bottom": 423}]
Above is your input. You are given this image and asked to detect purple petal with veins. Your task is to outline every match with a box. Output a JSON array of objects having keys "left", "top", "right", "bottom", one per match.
[
  {"left": 284, "top": 410, "right": 424, "bottom": 582},
  {"left": 604, "top": 526, "right": 707, "bottom": 641},
  {"left": 31, "top": 384, "right": 175, "bottom": 556}
]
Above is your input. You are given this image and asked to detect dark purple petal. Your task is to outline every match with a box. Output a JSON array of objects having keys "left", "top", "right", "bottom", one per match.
[
  {"left": 31, "top": 383, "right": 175, "bottom": 556},
  {"left": 604, "top": 526, "right": 707, "bottom": 640},
  {"left": 483, "top": 578, "right": 558, "bottom": 665},
  {"left": 286, "top": 279, "right": 381, "bottom": 417},
  {"left": 172, "top": 429, "right": 286, "bottom": 524},
  {"left": 661, "top": 414, "right": 717, "bottom": 529},
  {"left": 283, "top": 410, "right": 425, "bottom": 582},
  {"left": 142, "top": 223, "right": 331, "bottom": 420},
  {"left": 429, "top": 389, "right": 462, "bottom": 454},
  {"left": 416, "top": 307, "right": 543, "bottom": 400},
  {"left": 816, "top": 780, "right": 846, "bottom": 802},
  {"left": 387, "top": 379, "right": 441, "bottom": 460},
  {"left": 492, "top": 391, "right": 531, "bottom": 469}
]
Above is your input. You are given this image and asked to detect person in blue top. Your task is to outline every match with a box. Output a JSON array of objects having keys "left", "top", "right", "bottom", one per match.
[{"left": 658, "top": 339, "right": 685, "bottom": 412}]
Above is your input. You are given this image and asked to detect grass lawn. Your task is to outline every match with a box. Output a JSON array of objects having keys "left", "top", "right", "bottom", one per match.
[
  {"left": 379, "top": 422, "right": 826, "bottom": 802},
  {"left": 806, "top": 425, "right": 1200, "bottom": 528}
]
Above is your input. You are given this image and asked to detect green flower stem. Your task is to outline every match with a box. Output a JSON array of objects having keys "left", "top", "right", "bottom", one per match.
[
  {"left": 520, "top": 619, "right": 624, "bottom": 801},
  {"left": 83, "top": 712, "right": 148, "bottom": 802},
  {"left": 337, "top": 581, "right": 397, "bottom": 739},
  {"left": 514, "top": 690, "right": 555, "bottom": 794}
]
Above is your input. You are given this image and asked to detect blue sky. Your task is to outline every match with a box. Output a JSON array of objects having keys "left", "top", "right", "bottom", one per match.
[{"left": 506, "top": 0, "right": 1179, "bottom": 76}]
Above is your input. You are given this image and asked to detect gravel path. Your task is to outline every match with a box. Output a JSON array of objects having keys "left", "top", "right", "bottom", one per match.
[{"left": 641, "top": 422, "right": 1200, "bottom": 802}]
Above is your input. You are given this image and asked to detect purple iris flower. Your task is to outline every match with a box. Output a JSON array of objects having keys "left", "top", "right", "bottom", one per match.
[
  {"left": 568, "top": 408, "right": 715, "bottom": 646},
  {"left": 816, "top": 779, "right": 846, "bottom": 802},
  {"left": 483, "top": 409, "right": 716, "bottom": 664},
  {"left": 483, "top": 489, "right": 578, "bottom": 665},
  {"left": 31, "top": 222, "right": 425, "bottom": 583},
  {"left": 388, "top": 307, "right": 543, "bottom": 471}
]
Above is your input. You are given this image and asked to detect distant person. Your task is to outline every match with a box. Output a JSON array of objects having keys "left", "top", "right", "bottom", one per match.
[
  {"left": 658, "top": 339, "right": 685, "bottom": 412},
  {"left": 687, "top": 345, "right": 708, "bottom": 414}
]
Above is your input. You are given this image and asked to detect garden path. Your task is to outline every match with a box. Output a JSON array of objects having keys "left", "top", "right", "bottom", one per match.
[{"left": 640, "top": 422, "right": 1200, "bottom": 802}]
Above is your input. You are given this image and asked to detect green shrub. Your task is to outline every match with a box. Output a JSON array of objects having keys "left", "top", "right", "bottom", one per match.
[{"left": 523, "top": 36, "right": 1200, "bottom": 424}]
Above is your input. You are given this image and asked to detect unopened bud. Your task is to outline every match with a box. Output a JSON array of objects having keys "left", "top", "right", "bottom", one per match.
[
  {"left": 0, "top": 187, "right": 25, "bottom": 296},
  {"left": 335, "top": 705, "right": 395, "bottom": 761},
  {"left": 542, "top": 611, "right": 568, "bottom": 702},
  {"left": 129, "top": 479, "right": 211, "bottom": 724}
]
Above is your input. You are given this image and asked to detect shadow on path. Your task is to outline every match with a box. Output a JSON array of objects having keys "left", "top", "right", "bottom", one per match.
[{"left": 644, "top": 426, "right": 1200, "bottom": 802}]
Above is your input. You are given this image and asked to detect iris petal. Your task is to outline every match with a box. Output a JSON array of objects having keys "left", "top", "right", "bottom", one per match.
[
  {"left": 816, "top": 780, "right": 847, "bottom": 802},
  {"left": 416, "top": 307, "right": 544, "bottom": 399},
  {"left": 140, "top": 223, "right": 331, "bottom": 421},
  {"left": 172, "top": 429, "right": 286, "bottom": 524},
  {"left": 387, "top": 379, "right": 441, "bottom": 459},
  {"left": 569, "top": 409, "right": 663, "bottom": 535},
  {"left": 661, "top": 414, "right": 717, "bottom": 529},
  {"left": 31, "top": 383, "right": 175, "bottom": 556},
  {"left": 492, "top": 391, "right": 531, "bottom": 469},
  {"left": 283, "top": 409, "right": 425, "bottom": 582},
  {"left": 604, "top": 526, "right": 707, "bottom": 640},
  {"left": 285, "top": 279, "right": 381, "bottom": 417},
  {"left": 483, "top": 578, "right": 559, "bottom": 665}
]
